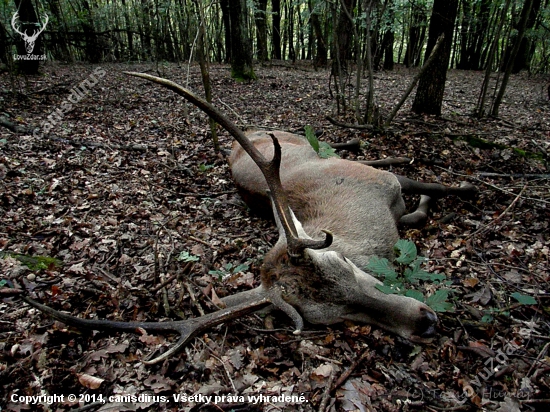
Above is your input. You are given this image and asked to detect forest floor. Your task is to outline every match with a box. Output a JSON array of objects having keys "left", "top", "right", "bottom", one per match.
[{"left": 0, "top": 62, "right": 549, "bottom": 412}]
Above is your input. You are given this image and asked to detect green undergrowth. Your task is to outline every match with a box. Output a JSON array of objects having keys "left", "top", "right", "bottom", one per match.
[
  {"left": 0, "top": 251, "right": 62, "bottom": 271},
  {"left": 367, "top": 240, "right": 454, "bottom": 313}
]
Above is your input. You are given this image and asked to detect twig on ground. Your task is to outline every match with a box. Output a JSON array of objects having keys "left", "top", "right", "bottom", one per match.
[
  {"left": 185, "top": 281, "right": 205, "bottom": 316},
  {"left": 527, "top": 341, "right": 550, "bottom": 377},
  {"left": 318, "top": 372, "right": 335, "bottom": 412},
  {"left": 331, "top": 348, "right": 371, "bottom": 394},
  {"left": 465, "top": 184, "right": 527, "bottom": 239}
]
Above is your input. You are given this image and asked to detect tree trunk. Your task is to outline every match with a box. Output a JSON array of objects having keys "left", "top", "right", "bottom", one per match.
[
  {"left": 308, "top": 0, "right": 327, "bottom": 66},
  {"left": 492, "top": 0, "right": 534, "bottom": 116},
  {"left": 220, "top": 0, "right": 232, "bottom": 62},
  {"left": 469, "top": 0, "right": 490, "bottom": 70},
  {"left": 382, "top": 29, "right": 394, "bottom": 70},
  {"left": 336, "top": 0, "right": 356, "bottom": 70},
  {"left": 411, "top": 0, "right": 458, "bottom": 115},
  {"left": 255, "top": 0, "right": 269, "bottom": 61},
  {"left": 0, "top": 20, "right": 9, "bottom": 65},
  {"left": 475, "top": 0, "right": 511, "bottom": 117},
  {"left": 286, "top": 2, "right": 295, "bottom": 61},
  {"left": 511, "top": 0, "right": 541, "bottom": 73},
  {"left": 45, "top": 0, "right": 72, "bottom": 62},
  {"left": 404, "top": 3, "right": 427, "bottom": 67},
  {"left": 272, "top": 0, "right": 282, "bottom": 59},
  {"left": 228, "top": 0, "right": 256, "bottom": 80}
]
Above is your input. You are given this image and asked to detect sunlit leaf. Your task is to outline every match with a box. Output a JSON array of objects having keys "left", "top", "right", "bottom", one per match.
[
  {"left": 394, "top": 239, "right": 417, "bottom": 264},
  {"left": 511, "top": 292, "right": 537, "bottom": 305}
]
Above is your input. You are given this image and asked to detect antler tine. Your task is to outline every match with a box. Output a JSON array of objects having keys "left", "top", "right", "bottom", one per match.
[
  {"left": 124, "top": 72, "right": 331, "bottom": 256},
  {"left": 11, "top": 13, "right": 24, "bottom": 36},
  {"left": 36, "top": 14, "right": 48, "bottom": 35},
  {"left": 21, "top": 294, "right": 271, "bottom": 365}
]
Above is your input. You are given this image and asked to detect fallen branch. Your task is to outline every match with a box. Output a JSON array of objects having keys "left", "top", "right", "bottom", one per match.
[
  {"left": 465, "top": 184, "right": 527, "bottom": 239},
  {"left": 358, "top": 157, "right": 412, "bottom": 167},
  {"left": 477, "top": 172, "right": 550, "bottom": 179},
  {"left": 330, "top": 348, "right": 371, "bottom": 394},
  {"left": 358, "top": 157, "right": 446, "bottom": 167},
  {"left": 0, "top": 288, "right": 24, "bottom": 297},
  {"left": 329, "top": 138, "right": 361, "bottom": 151}
]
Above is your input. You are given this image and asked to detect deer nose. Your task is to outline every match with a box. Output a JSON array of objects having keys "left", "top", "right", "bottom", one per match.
[{"left": 418, "top": 306, "right": 438, "bottom": 339}]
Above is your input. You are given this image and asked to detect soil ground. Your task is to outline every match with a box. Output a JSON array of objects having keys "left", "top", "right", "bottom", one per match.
[{"left": 1, "top": 62, "right": 549, "bottom": 411}]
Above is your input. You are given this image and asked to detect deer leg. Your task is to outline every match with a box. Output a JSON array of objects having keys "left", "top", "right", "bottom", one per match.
[
  {"left": 399, "top": 195, "right": 431, "bottom": 227},
  {"left": 395, "top": 175, "right": 477, "bottom": 199}
]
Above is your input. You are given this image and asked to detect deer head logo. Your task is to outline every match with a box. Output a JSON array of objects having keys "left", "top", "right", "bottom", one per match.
[{"left": 11, "top": 12, "right": 49, "bottom": 54}]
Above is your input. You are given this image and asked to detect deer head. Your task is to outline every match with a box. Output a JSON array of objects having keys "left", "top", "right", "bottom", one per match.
[
  {"left": 20, "top": 72, "right": 439, "bottom": 365},
  {"left": 12, "top": 12, "right": 48, "bottom": 54}
]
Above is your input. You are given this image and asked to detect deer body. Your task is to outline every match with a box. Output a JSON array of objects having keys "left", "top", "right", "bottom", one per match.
[{"left": 230, "top": 131, "right": 405, "bottom": 264}]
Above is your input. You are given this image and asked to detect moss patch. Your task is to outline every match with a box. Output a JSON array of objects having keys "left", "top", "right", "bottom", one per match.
[
  {"left": 456, "top": 134, "right": 545, "bottom": 161},
  {"left": 1, "top": 251, "right": 62, "bottom": 271}
]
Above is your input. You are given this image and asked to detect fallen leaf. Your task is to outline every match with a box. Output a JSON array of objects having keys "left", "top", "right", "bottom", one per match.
[{"left": 78, "top": 373, "right": 104, "bottom": 389}]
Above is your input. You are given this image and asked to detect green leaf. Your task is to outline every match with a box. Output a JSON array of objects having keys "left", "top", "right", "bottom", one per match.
[
  {"left": 2, "top": 253, "right": 63, "bottom": 272},
  {"left": 177, "top": 251, "right": 200, "bottom": 262},
  {"left": 426, "top": 290, "right": 454, "bottom": 312},
  {"left": 511, "top": 292, "right": 537, "bottom": 305},
  {"left": 232, "top": 263, "right": 250, "bottom": 273},
  {"left": 208, "top": 269, "right": 224, "bottom": 280},
  {"left": 394, "top": 239, "right": 417, "bottom": 265},
  {"left": 481, "top": 313, "right": 494, "bottom": 323},
  {"left": 367, "top": 257, "right": 398, "bottom": 279},
  {"left": 304, "top": 125, "right": 319, "bottom": 153},
  {"left": 318, "top": 142, "right": 339, "bottom": 158},
  {"left": 410, "top": 269, "right": 445, "bottom": 282},
  {"left": 405, "top": 289, "right": 425, "bottom": 303},
  {"left": 199, "top": 164, "right": 214, "bottom": 172}
]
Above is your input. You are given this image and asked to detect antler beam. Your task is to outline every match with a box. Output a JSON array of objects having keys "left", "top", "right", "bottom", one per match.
[
  {"left": 123, "top": 72, "right": 332, "bottom": 257},
  {"left": 21, "top": 295, "right": 271, "bottom": 365}
]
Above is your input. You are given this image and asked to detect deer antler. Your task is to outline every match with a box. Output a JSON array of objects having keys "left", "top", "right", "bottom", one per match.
[
  {"left": 11, "top": 13, "right": 48, "bottom": 38},
  {"left": 17, "top": 73, "right": 334, "bottom": 364},
  {"left": 123, "top": 72, "right": 332, "bottom": 258},
  {"left": 35, "top": 14, "right": 48, "bottom": 38},
  {"left": 21, "top": 294, "right": 271, "bottom": 365},
  {"left": 11, "top": 13, "right": 24, "bottom": 37}
]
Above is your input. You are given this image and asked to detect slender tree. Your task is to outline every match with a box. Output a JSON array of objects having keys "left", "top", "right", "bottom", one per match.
[
  {"left": 272, "top": 0, "right": 282, "bottom": 59},
  {"left": 308, "top": 0, "right": 328, "bottom": 66},
  {"left": 403, "top": 1, "right": 428, "bottom": 67},
  {"left": 219, "top": 0, "right": 255, "bottom": 77},
  {"left": 411, "top": 0, "right": 459, "bottom": 116},
  {"left": 220, "top": 0, "right": 232, "bottom": 62},
  {"left": 227, "top": 0, "right": 256, "bottom": 80},
  {"left": 492, "top": 0, "right": 534, "bottom": 116},
  {"left": 336, "top": 0, "right": 356, "bottom": 70},
  {"left": 255, "top": 0, "right": 269, "bottom": 61},
  {"left": 475, "top": 0, "right": 512, "bottom": 117},
  {"left": 511, "top": 0, "right": 541, "bottom": 73}
]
